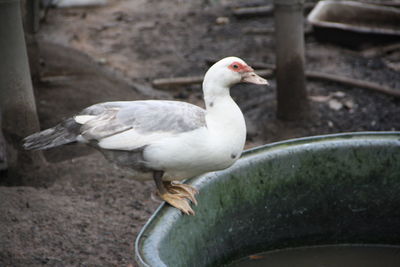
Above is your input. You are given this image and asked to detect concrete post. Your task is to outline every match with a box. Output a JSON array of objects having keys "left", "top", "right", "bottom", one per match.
[
  {"left": 0, "top": 0, "right": 45, "bottom": 185},
  {"left": 274, "top": 0, "right": 309, "bottom": 120}
]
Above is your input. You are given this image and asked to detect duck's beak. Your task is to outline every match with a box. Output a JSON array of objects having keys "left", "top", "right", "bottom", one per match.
[{"left": 241, "top": 71, "right": 269, "bottom": 85}]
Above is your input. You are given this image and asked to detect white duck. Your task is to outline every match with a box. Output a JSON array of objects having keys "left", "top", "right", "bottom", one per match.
[{"left": 23, "top": 57, "right": 268, "bottom": 215}]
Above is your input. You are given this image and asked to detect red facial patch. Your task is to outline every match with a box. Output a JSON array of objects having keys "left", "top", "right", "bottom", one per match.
[{"left": 228, "top": 61, "right": 254, "bottom": 73}]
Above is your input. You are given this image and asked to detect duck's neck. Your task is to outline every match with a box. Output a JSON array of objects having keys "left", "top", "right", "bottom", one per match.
[
  {"left": 203, "top": 88, "right": 230, "bottom": 110},
  {"left": 203, "top": 84, "right": 246, "bottom": 137}
]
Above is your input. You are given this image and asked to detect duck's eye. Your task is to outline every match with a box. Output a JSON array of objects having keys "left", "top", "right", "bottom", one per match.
[{"left": 229, "top": 62, "right": 242, "bottom": 72}]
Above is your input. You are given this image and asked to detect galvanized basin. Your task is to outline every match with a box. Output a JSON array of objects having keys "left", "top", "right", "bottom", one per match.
[
  {"left": 136, "top": 132, "right": 400, "bottom": 267},
  {"left": 307, "top": 0, "right": 400, "bottom": 47}
]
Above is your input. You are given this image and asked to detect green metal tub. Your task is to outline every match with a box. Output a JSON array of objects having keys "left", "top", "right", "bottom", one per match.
[{"left": 135, "top": 132, "right": 400, "bottom": 267}]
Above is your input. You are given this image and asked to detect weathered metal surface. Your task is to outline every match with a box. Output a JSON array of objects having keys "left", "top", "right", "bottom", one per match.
[
  {"left": 136, "top": 132, "right": 400, "bottom": 267},
  {"left": 307, "top": 1, "right": 400, "bottom": 48}
]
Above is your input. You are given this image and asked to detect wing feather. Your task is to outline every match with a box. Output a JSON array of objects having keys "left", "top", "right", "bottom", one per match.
[{"left": 77, "top": 100, "right": 206, "bottom": 150}]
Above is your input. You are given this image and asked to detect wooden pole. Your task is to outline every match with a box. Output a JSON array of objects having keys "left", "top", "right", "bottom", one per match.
[
  {"left": 152, "top": 70, "right": 273, "bottom": 89},
  {"left": 0, "top": 0, "right": 45, "bottom": 185},
  {"left": 274, "top": 0, "right": 309, "bottom": 120}
]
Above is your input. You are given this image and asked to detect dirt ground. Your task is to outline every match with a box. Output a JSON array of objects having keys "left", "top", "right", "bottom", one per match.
[{"left": 1, "top": 0, "right": 400, "bottom": 266}]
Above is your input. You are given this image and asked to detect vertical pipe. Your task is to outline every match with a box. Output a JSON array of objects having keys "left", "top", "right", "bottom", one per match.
[
  {"left": 274, "top": 0, "right": 309, "bottom": 120},
  {"left": 0, "top": 0, "right": 45, "bottom": 185},
  {"left": 22, "top": 0, "right": 41, "bottom": 83},
  {"left": 24, "top": 0, "right": 40, "bottom": 34}
]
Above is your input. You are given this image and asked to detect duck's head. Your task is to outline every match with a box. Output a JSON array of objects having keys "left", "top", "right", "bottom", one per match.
[{"left": 203, "top": 57, "right": 269, "bottom": 92}]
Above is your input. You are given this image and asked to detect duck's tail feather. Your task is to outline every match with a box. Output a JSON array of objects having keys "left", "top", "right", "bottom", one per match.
[{"left": 23, "top": 118, "right": 81, "bottom": 150}]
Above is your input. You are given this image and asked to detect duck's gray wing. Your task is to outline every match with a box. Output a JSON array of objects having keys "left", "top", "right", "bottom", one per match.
[{"left": 76, "top": 100, "right": 206, "bottom": 150}]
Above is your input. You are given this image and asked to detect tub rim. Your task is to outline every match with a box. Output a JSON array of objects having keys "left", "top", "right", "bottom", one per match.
[{"left": 135, "top": 131, "right": 400, "bottom": 267}]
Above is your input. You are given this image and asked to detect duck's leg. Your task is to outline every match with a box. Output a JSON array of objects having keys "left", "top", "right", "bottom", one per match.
[
  {"left": 163, "top": 181, "right": 199, "bottom": 205},
  {"left": 153, "top": 171, "right": 195, "bottom": 215}
]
